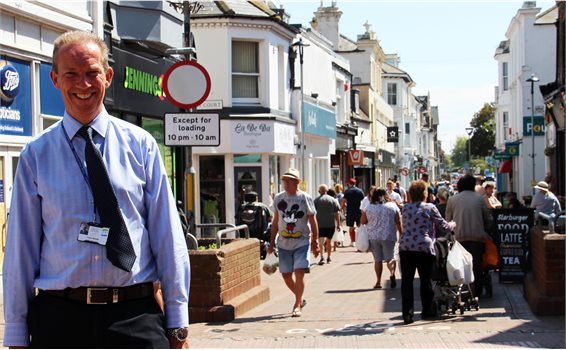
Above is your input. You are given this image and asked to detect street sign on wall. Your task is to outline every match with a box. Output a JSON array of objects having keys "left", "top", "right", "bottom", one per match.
[{"left": 164, "top": 113, "right": 220, "bottom": 146}]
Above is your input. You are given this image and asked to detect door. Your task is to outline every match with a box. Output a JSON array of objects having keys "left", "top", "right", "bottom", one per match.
[
  {"left": 0, "top": 146, "right": 21, "bottom": 270},
  {"left": 234, "top": 166, "right": 262, "bottom": 208}
]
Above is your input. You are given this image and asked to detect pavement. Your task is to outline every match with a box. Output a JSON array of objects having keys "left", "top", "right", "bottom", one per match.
[
  {"left": 1, "top": 239, "right": 564, "bottom": 349},
  {"left": 188, "top": 239, "right": 565, "bottom": 349}
]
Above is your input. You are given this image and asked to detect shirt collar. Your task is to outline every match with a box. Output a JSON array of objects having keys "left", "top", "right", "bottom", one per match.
[{"left": 63, "top": 108, "right": 110, "bottom": 139}]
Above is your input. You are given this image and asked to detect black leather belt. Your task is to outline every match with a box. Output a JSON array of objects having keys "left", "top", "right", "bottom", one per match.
[{"left": 40, "top": 282, "right": 154, "bottom": 305}]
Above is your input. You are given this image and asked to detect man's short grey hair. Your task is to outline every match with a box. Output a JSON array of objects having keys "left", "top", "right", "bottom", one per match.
[{"left": 52, "top": 30, "right": 109, "bottom": 73}]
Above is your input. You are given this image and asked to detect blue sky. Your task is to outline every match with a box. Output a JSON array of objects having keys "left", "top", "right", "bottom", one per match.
[{"left": 278, "top": 0, "right": 555, "bottom": 153}]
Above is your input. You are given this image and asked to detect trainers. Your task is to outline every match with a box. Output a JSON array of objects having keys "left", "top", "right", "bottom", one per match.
[
  {"left": 318, "top": 258, "right": 325, "bottom": 265},
  {"left": 327, "top": 257, "right": 331, "bottom": 264}
]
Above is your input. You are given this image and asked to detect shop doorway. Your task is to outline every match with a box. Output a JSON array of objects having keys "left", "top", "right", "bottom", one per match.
[
  {"left": 234, "top": 166, "right": 262, "bottom": 208},
  {"left": 0, "top": 146, "right": 21, "bottom": 270}
]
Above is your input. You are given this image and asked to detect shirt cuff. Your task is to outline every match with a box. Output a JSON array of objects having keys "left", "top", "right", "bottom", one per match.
[
  {"left": 164, "top": 303, "right": 189, "bottom": 329},
  {"left": 3, "top": 322, "right": 30, "bottom": 347}
]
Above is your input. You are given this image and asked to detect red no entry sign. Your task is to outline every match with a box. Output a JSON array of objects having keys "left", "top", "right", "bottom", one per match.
[{"left": 163, "top": 60, "right": 211, "bottom": 109}]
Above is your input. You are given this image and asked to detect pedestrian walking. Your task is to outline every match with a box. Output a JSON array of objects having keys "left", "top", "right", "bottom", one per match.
[
  {"left": 341, "top": 178, "right": 365, "bottom": 247},
  {"left": 314, "top": 184, "right": 341, "bottom": 265},
  {"left": 360, "top": 188, "right": 402, "bottom": 289},
  {"left": 446, "top": 174, "right": 493, "bottom": 298},
  {"left": 268, "top": 168, "right": 320, "bottom": 317},
  {"left": 360, "top": 185, "right": 377, "bottom": 213},
  {"left": 386, "top": 179, "right": 404, "bottom": 208},
  {"left": 400, "top": 180, "right": 455, "bottom": 324},
  {"left": 2, "top": 30, "right": 190, "bottom": 348}
]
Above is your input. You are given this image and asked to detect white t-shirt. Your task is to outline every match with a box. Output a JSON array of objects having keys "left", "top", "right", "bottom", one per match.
[
  {"left": 360, "top": 196, "right": 371, "bottom": 212},
  {"left": 272, "top": 190, "right": 316, "bottom": 250}
]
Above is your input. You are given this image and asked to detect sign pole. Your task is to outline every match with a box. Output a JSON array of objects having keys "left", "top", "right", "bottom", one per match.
[{"left": 182, "top": 1, "right": 195, "bottom": 222}]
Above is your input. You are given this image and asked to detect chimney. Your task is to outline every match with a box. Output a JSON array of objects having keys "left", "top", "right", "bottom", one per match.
[{"left": 313, "top": 3, "right": 342, "bottom": 48}]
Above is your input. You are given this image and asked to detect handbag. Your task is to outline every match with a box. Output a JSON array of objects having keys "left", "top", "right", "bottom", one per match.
[
  {"left": 446, "top": 240, "right": 475, "bottom": 286},
  {"left": 262, "top": 252, "right": 279, "bottom": 275},
  {"left": 482, "top": 239, "right": 499, "bottom": 270},
  {"left": 355, "top": 225, "right": 369, "bottom": 252}
]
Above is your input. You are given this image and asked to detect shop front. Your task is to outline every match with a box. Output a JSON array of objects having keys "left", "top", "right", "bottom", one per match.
[
  {"left": 105, "top": 44, "right": 180, "bottom": 196},
  {"left": 333, "top": 125, "right": 358, "bottom": 190},
  {"left": 377, "top": 149, "right": 396, "bottom": 187},
  {"left": 193, "top": 118, "right": 296, "bottom": 237}
]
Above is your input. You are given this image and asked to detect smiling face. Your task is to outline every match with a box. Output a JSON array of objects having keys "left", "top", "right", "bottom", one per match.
[{"left": 50, "top": 41, "right": 113, "bottom": 125}]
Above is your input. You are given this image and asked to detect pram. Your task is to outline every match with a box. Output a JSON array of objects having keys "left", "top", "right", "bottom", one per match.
[{"left": 431, "top": 234, "right": 480, "bottom": 315}]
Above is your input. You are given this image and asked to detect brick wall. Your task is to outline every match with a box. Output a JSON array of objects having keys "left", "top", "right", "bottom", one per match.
[
  {"left": 188, "top": 238, "right": 268, "bottom": 322},
  {"left": 524, "top": 228, "right": 565, "bottom": 315}
]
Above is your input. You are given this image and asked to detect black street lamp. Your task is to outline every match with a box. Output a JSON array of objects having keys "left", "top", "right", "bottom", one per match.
[
  {"left": 292, "top": 38, "right": 309, "bottom": 177},
  {"left": 526, "top": 74, "right": 539, "bottom": 194}
]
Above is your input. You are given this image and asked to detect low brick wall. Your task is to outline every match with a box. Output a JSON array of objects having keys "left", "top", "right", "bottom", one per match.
[
  {"left": 189, "top": 238, "right": 269, "bottom": 322},
  {"left": 524, "top": 227, "right": 565, "bottom": 315}
]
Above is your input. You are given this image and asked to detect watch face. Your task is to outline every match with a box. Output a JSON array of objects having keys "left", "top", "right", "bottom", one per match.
[{"left": 175, "top": 327, "right": 188, "bottom": 341}]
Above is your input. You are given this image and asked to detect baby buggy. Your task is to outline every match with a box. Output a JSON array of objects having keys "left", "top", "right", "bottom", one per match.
[{"left": 431, "top": 234, "right": 480, "bottom": 315}]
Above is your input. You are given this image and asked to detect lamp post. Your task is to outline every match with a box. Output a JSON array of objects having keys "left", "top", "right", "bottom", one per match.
[
  {"left": 292, "top": 38, "right": 309, "bottom": 177},
  {"left": 526, "top": 74, "right": 539, "bottom": 194},
  {"left": 465, "top": 127, "right": 474, "bottom": 173}
]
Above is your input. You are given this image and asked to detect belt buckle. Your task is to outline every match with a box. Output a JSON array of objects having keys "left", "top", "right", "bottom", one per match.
[{"left": 86, "top": 287, "right": 116, "bottom": 305}]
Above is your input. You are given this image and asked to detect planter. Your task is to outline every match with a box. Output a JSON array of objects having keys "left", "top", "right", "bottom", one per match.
[
  {"left": 188, "top": 238, "right": 270, "bottom": 323},
  {"left": 523, "top": 227, "right": 565, "bottom": 315}
]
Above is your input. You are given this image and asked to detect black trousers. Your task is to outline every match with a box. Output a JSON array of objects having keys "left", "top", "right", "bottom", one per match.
[
  {"left": 460, "top": 240, "right": 485, "bottom": 298},
  {"left": 28, "top": 292, "right": 169, "bottom": 348},
  {"left": 400, "top": 251, "right": 435, "bottom": 319}
]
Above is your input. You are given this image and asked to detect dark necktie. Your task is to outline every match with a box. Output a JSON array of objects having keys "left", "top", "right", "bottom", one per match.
[{"left": 78, "top": 126, "right": 136, "bottom": 272}]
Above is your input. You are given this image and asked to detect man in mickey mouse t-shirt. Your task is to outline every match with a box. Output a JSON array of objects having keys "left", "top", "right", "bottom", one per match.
[{"left": 268, "top": 168, "right": 319, "bottom": 318}]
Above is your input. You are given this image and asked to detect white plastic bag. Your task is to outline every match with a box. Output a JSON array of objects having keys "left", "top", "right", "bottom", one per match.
[
  {"left": 356, "top": 225, "right": 369, "bottom": 252},
  {"left": 446, "top": 240, "right": 475, "bottom": 286},
  {"left": 262, "top": 252, "right": 279, "bottom": 275},
  {"left": 332, "top": 229, "right": 345, "bottom": 243}
]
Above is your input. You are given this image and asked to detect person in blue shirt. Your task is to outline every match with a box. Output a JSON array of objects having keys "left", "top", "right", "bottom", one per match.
[{"left": 2, "top": 30, "right": 190, "bottom": 348}]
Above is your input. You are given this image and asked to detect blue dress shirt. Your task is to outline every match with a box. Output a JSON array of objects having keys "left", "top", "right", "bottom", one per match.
[{"left": 2, "top": 109, "right": 190, "bottom": 347}]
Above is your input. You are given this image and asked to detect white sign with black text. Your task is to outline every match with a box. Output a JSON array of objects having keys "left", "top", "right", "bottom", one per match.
[{"left": 164, "top": 113, "right": 220, "bottom": 146}]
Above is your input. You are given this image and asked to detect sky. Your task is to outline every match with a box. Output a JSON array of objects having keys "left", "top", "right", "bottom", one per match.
[{"left": 277, "top": 0, "right": 555, "bottom": 153}]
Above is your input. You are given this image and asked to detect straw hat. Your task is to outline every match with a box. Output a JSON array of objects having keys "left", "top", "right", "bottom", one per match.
[
  {"left": 533, "top": 181, "right": 549, "bottom": 192},
  {"left": 281, "top": 168, "right": 301, "bottom": 181}
]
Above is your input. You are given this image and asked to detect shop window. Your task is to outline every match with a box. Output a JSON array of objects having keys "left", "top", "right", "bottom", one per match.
[
  {"left": 200, "top": 156, "right": 225, "bottom": 236},
  {"left": 269, "top": 155, "right": 279, "bottom": 202},
  {"left": 141, "top": 117, "right": 174, "bottom": 188},
  {"left": 232, "top": 41, "right": 259, "bottom": 102}
]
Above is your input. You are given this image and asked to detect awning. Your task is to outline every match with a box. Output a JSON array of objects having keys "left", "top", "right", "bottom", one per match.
[{"left": 498, "top": 160, "right": 512, "bottom": 173}]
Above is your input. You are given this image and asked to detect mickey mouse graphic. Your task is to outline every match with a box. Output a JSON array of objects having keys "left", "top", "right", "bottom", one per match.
[{"left": 277, "top": 200, "right": 304, "bottom": 238}]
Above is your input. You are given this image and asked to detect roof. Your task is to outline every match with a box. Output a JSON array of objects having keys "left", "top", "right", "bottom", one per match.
[
  {"left": 382, "top": 62, "right": 413, "bottom": 83},
  {"left": 535, "top": 5, "right": 558, "bottom": 25},
  {"left": 495, "top": 40, "right": 510, "bottom": 56},
  {"left": 191, "top": 0, "right": 298, "bottom": 33}
]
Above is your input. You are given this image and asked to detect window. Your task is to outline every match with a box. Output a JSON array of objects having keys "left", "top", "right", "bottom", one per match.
[
  {"left": 387, "top": 83, "right": 397, "bottom": 105},
  {"left": 405, "top": 122, "right": 410, "bottom": 135},
  {"left": 232, "top": 41, "right": 259, "bottom": 100},
  {"left": 502, "top": 62, "right": 508, "bottom": 91},
  {"left": 503, "top": 111, "right": 509, "bottom": 140}
]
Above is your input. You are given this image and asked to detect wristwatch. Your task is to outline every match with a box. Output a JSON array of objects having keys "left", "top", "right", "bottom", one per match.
[{"left": 167, "top": 327, "right": 189, "bottom": 342}]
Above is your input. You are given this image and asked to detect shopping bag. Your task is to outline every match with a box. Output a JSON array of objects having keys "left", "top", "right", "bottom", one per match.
[
  {"left": 332, "top": 228, "right": 345, "bottom": 243},
  {"left": 262, "top": 252, "right": 279, "bottom": 275},
  {"left": 482, "top": 239, "right": 499, "bottom": 270},
  {"left": 356, "top": 225, "right": 369, "bottom": 252},
  {"left": 446, "top": 240, "right": 475, "bottom": 286}
]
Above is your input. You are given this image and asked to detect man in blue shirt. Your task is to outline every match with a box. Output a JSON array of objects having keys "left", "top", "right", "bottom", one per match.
[{"left": 2, "top": 30, "right": 190, "bottom": 348}]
